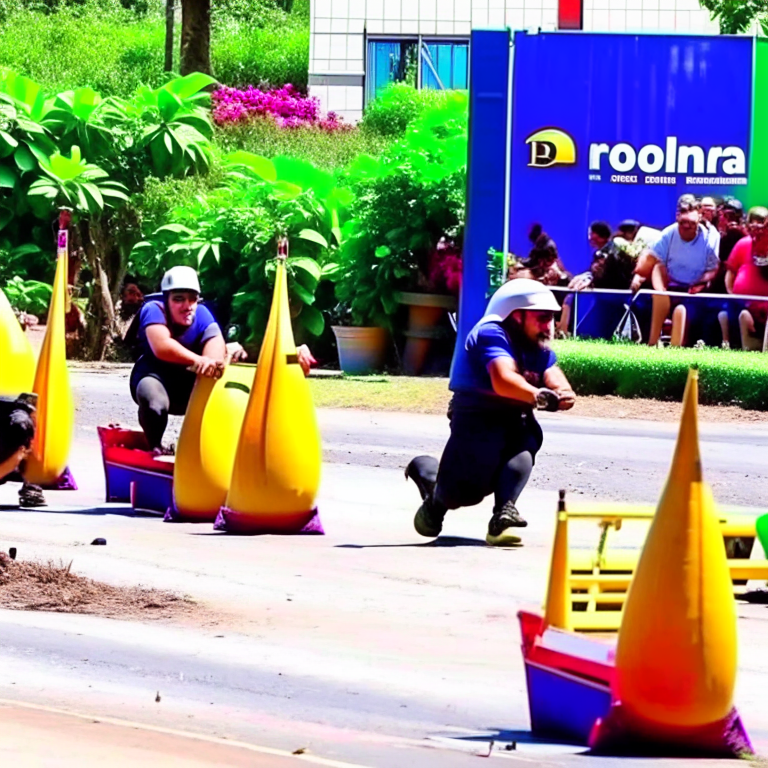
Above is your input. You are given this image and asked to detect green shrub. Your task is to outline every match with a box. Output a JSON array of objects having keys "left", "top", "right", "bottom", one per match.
[
  {"left": 212, "top": 23, "right": 309, "bottom": 91},
  {"left": 214, "top": 117, "right": 392, "bottom": 170},
  {"left": 0, "top": 5, "right": 167, "bottom": 97},
  {"left": 553, "top": 339, "right": 768, "bottom": 410},
  {"left": 360, "top": 83, "right": 458, "bottom": 137}
]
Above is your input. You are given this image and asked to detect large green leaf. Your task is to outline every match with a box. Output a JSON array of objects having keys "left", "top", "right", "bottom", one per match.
[
  {"left": 297, "top": 229, "right": 328, "bottom": 249},
  {"left": 165, "top": 73, "right": 217, "bottom": 100},
  {"left": 158, "top": 88, "right": 183, "bottom": 123},
  {"left": 225, "top": 151, "right": 277, "bottom": 182},
  {"left": 0, "top": 166, "right": 18, "bottom": 189},
  {"left": 271, "top": 180, "right": 302, "bottom": 201},
  {"left": 14, "top": 144, "right": 36, "bottom": 172},
  {"left": 0, "top": 130, "right": 19, "bottom": 156},
  {"left": 300, "top": 304, "right": 325, "bottom": 336}
]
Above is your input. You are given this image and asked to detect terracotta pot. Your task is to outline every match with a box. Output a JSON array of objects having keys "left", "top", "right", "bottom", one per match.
[
  {"left": 332, "top": 326, "right": 388, "bottom": 374},
  {"left": 396, "top": 292, "right": 457, "bottom": 376}
]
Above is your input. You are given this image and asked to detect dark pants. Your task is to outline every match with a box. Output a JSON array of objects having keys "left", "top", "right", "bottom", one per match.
[
  {"left": 132, "top": 375, "right": 192, "bottom": 450},
  {"left": 433, "top": 406, "right": 543, "bottom": 513}
]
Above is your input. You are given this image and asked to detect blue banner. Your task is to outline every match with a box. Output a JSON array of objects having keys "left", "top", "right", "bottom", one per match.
[{"left": 508, "top": 32, "right": 754, "bottom": 274}]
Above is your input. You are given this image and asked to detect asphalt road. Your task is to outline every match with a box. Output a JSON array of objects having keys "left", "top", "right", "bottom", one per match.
[{"left": 0, "top": 368, "right": 765, "bottom": 766}]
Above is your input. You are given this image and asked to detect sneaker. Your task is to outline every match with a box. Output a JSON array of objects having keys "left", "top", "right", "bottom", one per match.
[
  {"left": 19, "top": 483, "right": 47, "bottom": 508},
  {"left": 414, "top": 497, "right": 445, "bottom": 538},
  {"left": 486, "top": 501, "right": 526, "bottom": 547},
  {"left": 405, "top": 455, "right": 439, "bottom": 502},
  {"left": 151, "top": 443, "right": 176, "bottom": 458}
]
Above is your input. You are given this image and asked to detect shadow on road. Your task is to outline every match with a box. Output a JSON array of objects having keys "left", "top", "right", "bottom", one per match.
[{"left": 337, "top": 536, "right": 491, "bottom": 549}]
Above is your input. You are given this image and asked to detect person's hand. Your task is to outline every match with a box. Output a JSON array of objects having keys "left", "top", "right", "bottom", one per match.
[
  {"left": 556, "top": 389, "right": 576, "bottom": 411},
  {"left": 535, "top": 388, "right": 561, "bottom": 412},
  {"left": 569, "top": 274, "right": 592, "bottom": 292},
  {"left": 689, "top": 282, "right": 707, "bottom": 294},
  {"left": 193, "top": 356, "right": 225, "bottom": 378},
  {"left": 630, "top": 274, "right": 645, "bottom": 293},
  {"left": 297, "top": 344, "right": 316, "bottom": 377},
  {"left": 226, "top": 342, "right": 248, "bottom": 362}
]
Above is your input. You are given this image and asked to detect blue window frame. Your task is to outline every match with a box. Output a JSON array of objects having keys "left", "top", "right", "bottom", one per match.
[
  {"left": 366, "top": 38, "right": 469, "bottom": 105},
  {"left": 421, "top": 42, "right": 469, "bottom": 90}
]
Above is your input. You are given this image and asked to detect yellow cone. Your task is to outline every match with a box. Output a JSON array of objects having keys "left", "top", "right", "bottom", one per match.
[
  {"left": 543, "top": 491, "right": 571, "bottom": 631},
  {"left": 0, "top": 287, "right": 36, "bottom": 396},
  {"left": 173, "top": 363, "right": 255, "bottom": 520},
  {"left": 614, "top": 368, "right": 737, "bottom": 729},
  {"left": 223, "top": 254, "right": 321, "bottom": 531},
  {"left": 23, "top": 253, "right": 74, "bottom": 485}
]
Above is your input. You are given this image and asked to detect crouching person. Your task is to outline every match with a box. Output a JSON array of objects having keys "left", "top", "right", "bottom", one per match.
[
  {"left": 0, "top": 394, "right": 45, "bottom": 507},
  {"left": 406, "top": 279, "right": 575, "bottom": 546}
]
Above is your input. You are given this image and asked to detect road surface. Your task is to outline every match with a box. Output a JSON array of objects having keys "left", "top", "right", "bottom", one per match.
[{"left": 0, "top": 369, "right": 765, "bottom": 766}]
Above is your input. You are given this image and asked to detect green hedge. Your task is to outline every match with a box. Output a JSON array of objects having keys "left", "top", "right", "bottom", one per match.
[{"left": 553, "top": 340, "right": 768, "bottom": 410}]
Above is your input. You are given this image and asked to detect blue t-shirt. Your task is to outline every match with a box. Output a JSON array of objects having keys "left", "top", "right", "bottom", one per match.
[
  {"left": 451, "top": 320, "right": 557, "bottom": 410},
  {"left": 131, "top": 300, "right": 222, "bottom": 396},
  {"left": 652, "top": 223, "right": 719, "bottom": 286}
]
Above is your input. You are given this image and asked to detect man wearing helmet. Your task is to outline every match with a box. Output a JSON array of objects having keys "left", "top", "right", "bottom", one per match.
[
  {"left": 406, "top": 278, "right": 575, "bottom": 546},
  {"left": 130, "top": 266, "right": 230, "bottom": 452}
]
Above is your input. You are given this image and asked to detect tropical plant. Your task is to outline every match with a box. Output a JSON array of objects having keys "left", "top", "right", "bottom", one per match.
[
  {"left": 130, "top": 151, "right": 354, "bottom": 344},
  {"left": 1, "top": 274, "right": 52, "bottom": 316},
  {"left": 698, "top": 0, "right": 768, "bottom": 33},
  {"left": 26, "top": 145, "right": 129, "bottom": 216},
  {"left": 335, "top": 92, "right": 468, "bottom": 328}
]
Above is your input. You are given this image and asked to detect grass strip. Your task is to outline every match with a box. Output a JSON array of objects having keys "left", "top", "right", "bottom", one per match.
[{"left": 308, "top": 340, "right": 768, "bottom": 413}]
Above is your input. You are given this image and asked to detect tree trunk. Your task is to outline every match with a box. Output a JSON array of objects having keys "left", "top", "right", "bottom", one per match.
[
  {"left": 165, "top": 0, "right": 175, "bottom": 72},
  {"left": 180, "top": 0, "right": 212, "bottom": 76},
  {"left": 76, "top": 220, "right": 122, "bottom": 361}
]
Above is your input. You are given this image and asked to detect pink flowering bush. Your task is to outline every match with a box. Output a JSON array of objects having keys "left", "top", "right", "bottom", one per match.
[{"left": 212, "top": 84, "right": 352, "bottom": 132}]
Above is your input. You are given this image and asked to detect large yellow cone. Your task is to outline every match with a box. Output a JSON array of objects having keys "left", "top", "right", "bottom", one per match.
[
  {"left": 23, "top": 252, "right": 74, "bottom": 485},
  {"left": 613, "top": 369, "right": 737, "bottom": 730},
  {"left": 173, "top": 363, "right": 255, "bottom": 520},
  {"left": 0, "top": 287, "right": 36, "bottom": 396},
  {"left": 221, "top": 252, "right": 321, "bottom": 532}
]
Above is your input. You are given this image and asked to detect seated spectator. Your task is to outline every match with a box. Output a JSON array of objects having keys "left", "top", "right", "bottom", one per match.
[
  {"left": 616, "top": 219, "right": 640, "bottom": 243},
  {"left": 513, "top": 224, "right": 570, "bottom": 286},
  {"left": 717, "top": 198, "right": 747, "bottom": 263},
  {"left": 718, "top": 206, "right": 768, "bottom": 351},
  {"left": 700, "top": 196, "right": 721, "bottom": 254},
  {"left": 646, "top": 195, "right": 719, "bottom": 347},
  {"left": 556, "top": 221, "right": 637, "bottom": 336}
]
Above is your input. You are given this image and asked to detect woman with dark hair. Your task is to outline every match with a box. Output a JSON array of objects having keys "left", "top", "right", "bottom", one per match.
[{"left": 515, "top": 224, "right": 570, "bottom": 286}]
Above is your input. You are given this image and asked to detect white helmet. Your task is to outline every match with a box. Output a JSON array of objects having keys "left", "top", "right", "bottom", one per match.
[
  {"left": 161, "top": 266, "right": 200, "bottom": 294},
  {"left": 483, "top": 278, "right": 560, "bottom": 322}
]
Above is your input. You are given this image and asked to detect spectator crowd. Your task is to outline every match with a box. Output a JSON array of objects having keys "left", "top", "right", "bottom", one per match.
[{"left": 511, "top": 195, "right": 768, "bottom": 351}]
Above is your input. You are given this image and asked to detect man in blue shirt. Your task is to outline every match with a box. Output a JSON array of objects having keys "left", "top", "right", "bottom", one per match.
[
  {"left": 130, "top": 266, "right": 233, "bottom": 452},
  {"left": 647, "top": 195, "right": 719, "bottom": 346},
  {"left": 406, "top": 279, "right": 576, "bottom": 546}
]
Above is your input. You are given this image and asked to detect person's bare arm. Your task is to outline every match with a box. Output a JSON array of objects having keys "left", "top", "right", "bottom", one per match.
[
  {"left": 689, "top": 268, "right": 719, "bottom": 294},
  {"left": 146, "top": 325, "right": 224, "bottom": 378},
  {"left": 651, "top": 261, "right": 668, "bottom": 292},
  {"left": 725, "top": 270, "right": 736, "bottom": 294},
  {"left": 487, "top": 357, "right": 539, "bottom": 406},
  {"left": 631, "top": 251, "right": 656, "bottom": 292},
  {"left": 543, "top": 365, "right": 576, "bottom": 411}
]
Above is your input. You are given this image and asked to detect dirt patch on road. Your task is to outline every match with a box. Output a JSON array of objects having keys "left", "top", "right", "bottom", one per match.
[{"left": 0, "top": 552, "right": 198, "bottom": 621}]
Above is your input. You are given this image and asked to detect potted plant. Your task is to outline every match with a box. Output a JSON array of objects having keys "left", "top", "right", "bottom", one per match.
[{"left": 328, "top": 301, "right": 388, "bottom": 375}]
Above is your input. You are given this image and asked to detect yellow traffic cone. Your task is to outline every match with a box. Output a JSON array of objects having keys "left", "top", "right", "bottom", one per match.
[
  {"left": 590, "top": 368, "right": 751, "bottom": 755},
  {"left": 543, "top": 490, "right": 571, "bottom": 631},
  {"left": 0, "top": 287, "right": 36, "bottom": 396},
  {"left": 23, "top": 252, "right": 74, "bottom": 486},
  {"left": 171, "top": 363, "right": 255, "bottom": 521},
  {"left": 216, "top": 242, "right": 322, "bottom": 533}
]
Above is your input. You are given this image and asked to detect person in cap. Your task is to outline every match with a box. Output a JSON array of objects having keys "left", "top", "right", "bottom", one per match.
[{"left": 405, "top": 278, "right": 575, "bottom": 546}]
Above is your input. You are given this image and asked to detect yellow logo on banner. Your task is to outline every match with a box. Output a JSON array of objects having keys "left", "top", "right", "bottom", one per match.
[{"left": 526, "top": 129, "right": 577, "bottom": 168}]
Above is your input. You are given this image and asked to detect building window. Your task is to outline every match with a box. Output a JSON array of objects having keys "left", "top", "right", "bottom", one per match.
[
  {"left": 366, "top": 41, "right": 418, "bottom": 104},
  {"left": 366, "top": 38, "right": 469, "bottom": 104},
  {"left": 421, "top": 42, "right": 469, "bottom": 90}
]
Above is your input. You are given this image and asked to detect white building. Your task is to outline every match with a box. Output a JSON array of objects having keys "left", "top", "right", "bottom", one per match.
[{"left": 309, "top": 0, "right": 722, "bottom": 122}]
